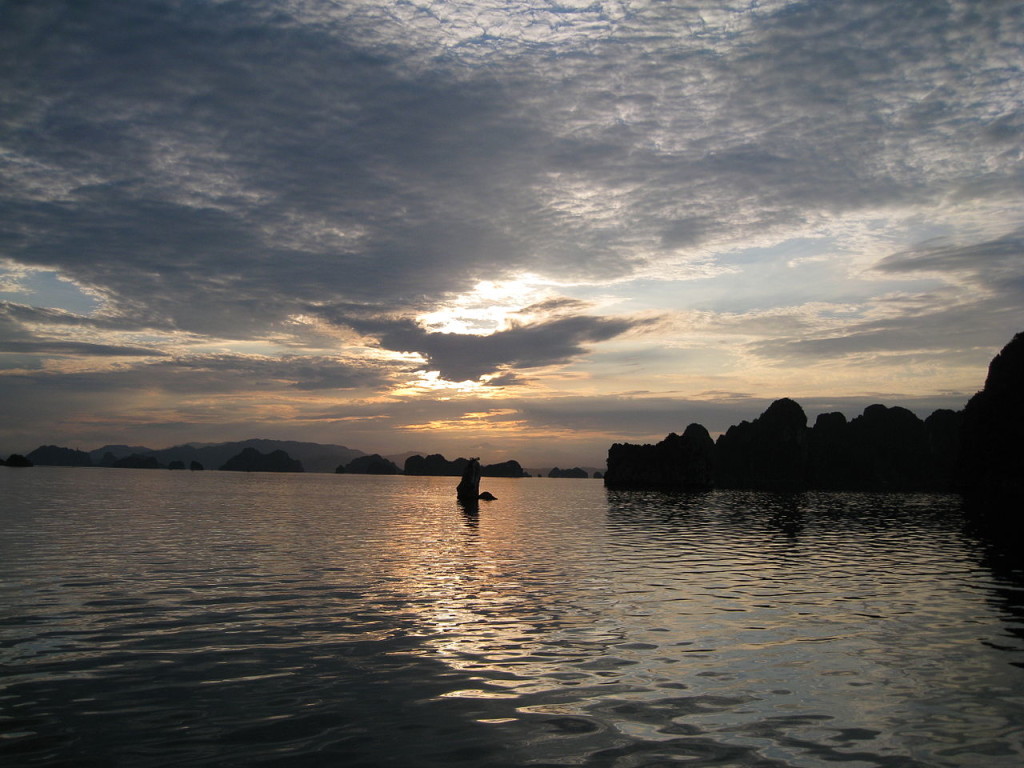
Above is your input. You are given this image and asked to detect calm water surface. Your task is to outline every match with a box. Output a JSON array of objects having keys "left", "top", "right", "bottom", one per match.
[{"left": 1, "top": 467, "right": 1022, "bottom": 767}]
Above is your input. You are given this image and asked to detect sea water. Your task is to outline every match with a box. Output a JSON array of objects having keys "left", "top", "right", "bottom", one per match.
[{"left": 1, "top": 467, "right": 1022, "bottom": 767}]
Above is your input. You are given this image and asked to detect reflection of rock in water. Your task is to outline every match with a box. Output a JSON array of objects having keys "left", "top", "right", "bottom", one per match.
[
  {"left": 458, "top": 498, "right": 480, "bottom": 527},
  {"left": 964, "top": 502, "right": 1024, "bottom": 665}
]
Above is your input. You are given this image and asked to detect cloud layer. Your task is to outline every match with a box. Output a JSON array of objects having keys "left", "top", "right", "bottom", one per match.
[{"left": 2, "top": 0, "right": 1022, "bottom": 462}]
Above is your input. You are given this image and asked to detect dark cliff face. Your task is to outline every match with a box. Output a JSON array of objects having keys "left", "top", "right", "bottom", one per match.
[
  {"left": 548, "top": 467, "right": 589, "bottom": 478},
  {"left": 612, "top": 399, "right": 961, "bottom": 493},
  {"left": 26, "top": 445, "right": 93, "bottom": 466},
  {"left": 220, "top": 447, "right": 304, "bottom": 473},
  {"left": 341, "top": 454, "right": 400, "bottom": 474},
  {"left": 925, "top": 409, "right": 962, "bottom": 488},
  {"left": 404, "top": 453, "right": 469, "bottom": 476},
  {"left": 481, "top": 460, "right": 526, "bottom": 478},
  {"left": 959, "top": 331, "right": 1024, "bottom": 501},
  {"left": 806, "top": 412, "right": 851, "bottom": 490},
  {"left": 846, "top": 404, "right": 933, "bottom": 492},
  {"left": 605, "top": 422, "right": 715, "bottom": 491},
  {"left": 714, "top": 398, "right": 807, "bottom": 491}
]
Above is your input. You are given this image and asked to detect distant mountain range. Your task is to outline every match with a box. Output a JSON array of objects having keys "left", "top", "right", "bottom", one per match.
[
  {"left": 17, "top": 438, "right": 602, "bottom": 476},
  {"left": 88, "top": 439, "right": 366, "bottom": 474}
]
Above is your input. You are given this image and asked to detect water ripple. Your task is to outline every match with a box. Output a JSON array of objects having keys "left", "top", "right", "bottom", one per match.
[{"left": 2, "top": 470, "right": 1023, "bottom": 766}]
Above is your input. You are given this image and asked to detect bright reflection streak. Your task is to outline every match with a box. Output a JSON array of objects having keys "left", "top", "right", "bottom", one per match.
[{"left": 362, "top": 479, "right": 618, "bottom": 705}]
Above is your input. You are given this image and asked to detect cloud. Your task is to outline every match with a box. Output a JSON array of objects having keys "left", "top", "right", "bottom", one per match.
[
  {"left": 2, "top": 0, "right": 1023, "bottom": 458},
  {"left": 0, "top": 340, "right": 165, "bottom": 357},
  {"left": 5, "top": 0, "right": 1016, "bottom": 341},
  {"left": 349, "top": 314, "right": 646, "bottom": 381},
  {"left": 162, "top": 354, "right": 390, "bottom": 392},
  {"left": 12, "top": 353, "right": 389, "bottom": 395},
  {"left": 2, "top": 2, "right": 558, "bottom": 337},
  {"left": 875, "top": 228, "right": 1024, "bottom": 282},
  {"left": 718, "top": 220, "right": 1024, "bottom": 367}
]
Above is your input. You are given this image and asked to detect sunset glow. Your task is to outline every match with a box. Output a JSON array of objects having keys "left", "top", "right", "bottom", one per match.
[{"left": 2, "top": 1, "right": 1022, "bottom": 465}]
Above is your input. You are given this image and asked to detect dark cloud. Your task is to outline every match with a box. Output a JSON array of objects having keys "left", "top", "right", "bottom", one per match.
[
  {"left": 875, "top": 229, "right": 1024, "bottom": 278},
  {"left": 349, "top": 314, "right": 645, "bottom": 381},
  {"left": 163, "top": 354, "right": 388, "bottom": 392},
  {"left": 1, "top": 0, "right": 559, "bottom": 337},
  {"left": 749, "top": 289, "right": 1017, "bottom": 364},
  {"left": 3, "top": 0, "right": 1016, "bottom": 340},
  {"left": 0, "top": 302, "right": 135, "bottom": 331},
  {"left": 0, "top": 340, "right": 165, "bottom": 357},
  {"left": 3, "top": 352, "right": 387, "bottom": 395}
]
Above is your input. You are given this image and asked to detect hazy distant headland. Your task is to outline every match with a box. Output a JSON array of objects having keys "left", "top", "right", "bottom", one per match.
[
  {"left": 3, "top": 438, "right": 552, "bottom": 478},
  {"left": 3, "top": 439, "right": 361, "bottom": 474},
  {"left": 605, "top": 331, "right": 1024, "bottom": 507}
]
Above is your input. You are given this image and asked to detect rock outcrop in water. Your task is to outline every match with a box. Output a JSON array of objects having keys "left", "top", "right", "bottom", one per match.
[
  {"left": 605, "top": 423, "right": 715, "bottom": 491},
  {"left": 457, "top": 458, "right": 482, "bottom": 502},
  {"left": 548, "top": 467, "right": 589, "bottom": 478},
  {"left": 2, "top": 453, "right": 33, "bottom": 467},
  {"left": 87, "top": 439, "right": 362, "bottom": 475},
  {"left": 338, "top": 454, "right": 400, "bottom": 474},
  {"left": 715, "top": 398, "right": 807, "bottom": 490},
  {"left": 481, "top": 460, "right": 527, "bottom": 478},
  {"left": 404, "top": 453, "right": 469, "bottom": 476},
  {"left": 402, "top": 454, "right": 528, "bottom": 478},
  {"left": 25, "top": 445, "right": 93, "bottom": 466},
  {"left": 605, "top": 331, "right": 1023, "bottom": 499},
  {"left": 220, "top": 447, "right": 303, "bottom": 473}
]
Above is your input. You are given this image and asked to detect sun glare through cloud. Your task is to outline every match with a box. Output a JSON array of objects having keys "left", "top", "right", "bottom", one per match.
[{"left": 416, "top": 276, "right": 559, "bottom": 336}]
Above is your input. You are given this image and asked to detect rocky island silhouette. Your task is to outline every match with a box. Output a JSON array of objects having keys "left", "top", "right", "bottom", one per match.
[{"left": 604, "top": 331, "right": 1024, "bottom": 511}]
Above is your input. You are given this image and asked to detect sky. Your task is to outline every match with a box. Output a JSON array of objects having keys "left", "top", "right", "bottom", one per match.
[{"left": 1, "top": 0, "right": 1022, "bottom": 467}]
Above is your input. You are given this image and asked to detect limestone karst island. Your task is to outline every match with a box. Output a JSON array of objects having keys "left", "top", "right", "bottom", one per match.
[{"left": 603, "top": 331, "right": 1024, "bottom": 511}]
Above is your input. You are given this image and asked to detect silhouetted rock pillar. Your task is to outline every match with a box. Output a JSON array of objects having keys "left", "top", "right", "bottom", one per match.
[
  {"left": 714, "top": 398, "right": 808, "bottom": 490},
  {"left": 678, "top": 423, "right": 716, "bottom": 489},
  {"left": 457, "top": 458, "right": 482, "bottom": 501}
]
